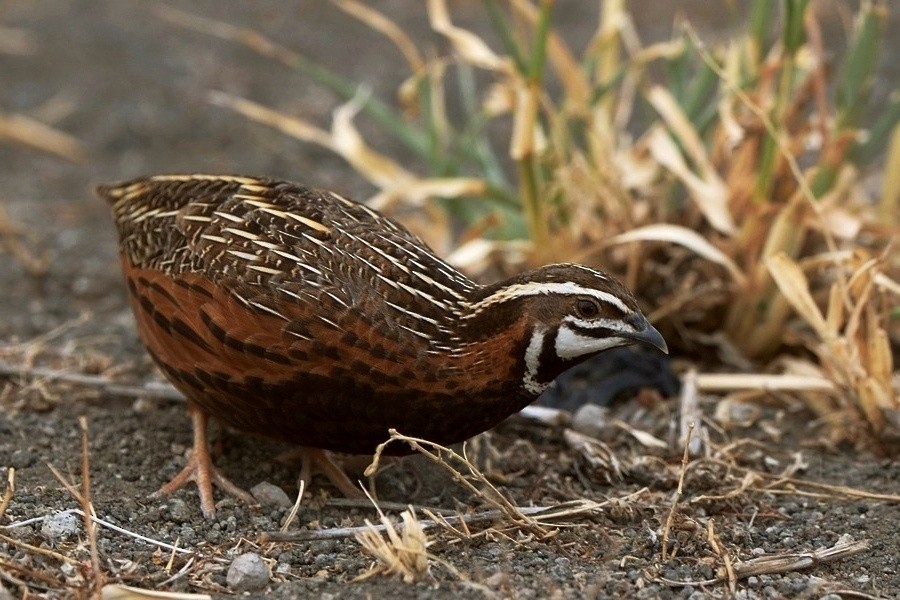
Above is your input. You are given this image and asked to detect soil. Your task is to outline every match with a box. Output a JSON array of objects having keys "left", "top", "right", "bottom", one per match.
[{"left": 1, "top": 2, "right": 898, "bottom": 599}]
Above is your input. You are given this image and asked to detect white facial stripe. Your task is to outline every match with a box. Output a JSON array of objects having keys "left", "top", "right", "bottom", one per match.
[
  {"left": 564, "top": 316, "right": 631, "bottom": 332},
  {"left": 471, "top": 282, "right": 630, "bottom": 315},
  {"left": 555, "top": 324, "right": 626, "bottom": 360},
  {"left": 523, "top": 326, "right": 550, "bottom": 395}
]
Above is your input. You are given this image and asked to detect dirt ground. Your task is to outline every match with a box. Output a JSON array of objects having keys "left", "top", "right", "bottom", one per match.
[{"left": 1, "top": 2, "right": 898, "bottom": 598}]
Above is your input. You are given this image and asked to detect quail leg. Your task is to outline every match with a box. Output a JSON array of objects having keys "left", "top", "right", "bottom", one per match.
[
  {"left": 152, "top": 404, "right": 256, "bottom": 519},
  {"left": 278, "top": 447, "right": 364, "bottom": 498}
]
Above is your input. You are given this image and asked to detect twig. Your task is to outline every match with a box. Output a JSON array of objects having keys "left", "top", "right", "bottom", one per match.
[
  {"left": 0, "top": 110, "right": 86, "bottom": 163},
  {"left": 78, "top": 416, "right": 103, "bottom": 593},
  {"left": 353, "top": 486, "right": 430, "bottom": 583},
  {"left": 694, "top": 373, "right": 835, "bottom": 392},
  {"left": 262, "top": 496, "right": 645, "bottom": 542},
  {"left": 661, "top": 421, "right": 694, "bottom": 560},
  {"left": 157, "top": 556, "right": 198, "bottom": 588},
  {"left": 0, "top": 360, "right": 183, "bottom": 401},
  {"left": 0, "top": 532, "right": 82, "bottom": 565},
  {"left": 1, "top": 509, "right": 193, "bottom": 555},
  {"left": 0, "top": 468, "right": 14, "bottom": 521},
  {"left": 367, "top": 429, "right": 548, "bottom": 537},
  {"left": 0, "top": 563, "right": 40, "bottom": 595},
  {"left": 706, "top": 519, "right": 735, "bottom": 594},
  {"left": 46, "top": 463, "right": 82, "bottom": 503},
  {"left": 265, "top": 508, "right": 518, "bottom": 542},
  {"left": 679, "top": 369, "right": 704, "bottom": 456},
  {"left": 732, "top": 538, "right": 869, "bottom": 579},
  {"left": 0, "top": 313, "right": 89, "bottom": 357},
  {"left": 656, "top": 538, "right": 870, "bottom": 587},
  {"left": 280, "top": 478, "right": 305, "bottom": 533},
  {"left": 757, "top": 474, "right": 900, "bottom": 503},
  {"left": 325, "top": 497, "right": 456, "bottom": 516},
  {"left": 0, "top": 557, "right": 65, "bottom": 588},
  {"left": 697, "top": 458, "right": 900, "bottom": 504}
]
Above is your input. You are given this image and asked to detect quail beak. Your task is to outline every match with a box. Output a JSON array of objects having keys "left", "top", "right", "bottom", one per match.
[{"left": 623, "top": 314, "right": 669, "bottom": 354}]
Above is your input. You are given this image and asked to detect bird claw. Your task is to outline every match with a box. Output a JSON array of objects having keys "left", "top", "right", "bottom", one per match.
[
  {"left": 152, "top": 450, "right": 257, "bottom": 519},
  {"left": 151, "top": 405, "right": 257, "bottom": 519},
  {"left": 278, "top": 446, "right": 364, "bottom": 499}
]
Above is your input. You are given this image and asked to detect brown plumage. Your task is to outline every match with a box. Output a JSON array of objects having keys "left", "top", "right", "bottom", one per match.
[{"left": 99, "top": 174, "right": 667, "bottom": 517}]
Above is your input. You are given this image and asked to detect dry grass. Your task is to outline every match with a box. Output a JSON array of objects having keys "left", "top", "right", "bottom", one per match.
[
  {"left": 0, "top": 17, "right": 85, "bottom": 164},
  {"left": 354, "top": 502, "right": 431, "bottom": 583},
  {"left": 157, "top": 0, "right": 898, "bottom": 447},
  {"left": 2, "top": 378, "right": 897, "bottom": 596},
  {"left": 0, "top": 110, "right": 86, "bottom": 163},
  {"left": 0, "top": 204, "right": 50, "bottom": 279}
]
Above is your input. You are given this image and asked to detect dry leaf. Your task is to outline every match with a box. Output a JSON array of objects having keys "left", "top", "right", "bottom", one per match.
[
  {"left": 368, "top": 177, "right": 488, "bottom": 211},
  {"left": 695, "top": 373, "right": 836, "bottom": 392},
  {"left": 606, "top": 224, "right": 746, "bottom": 284},
  {"left": 766, "top": 252, "right": 833, "bottom": 341},
  {"left": 331, "top": 94, "right": 417, "bottom": 189},
  {"left": 427, "top": 0, "right": 508, "bottom": 71},
  {"left": 613, "top": 420, "right": 667, "bottom": 449},
  {"left": 647, "top": 127, "right": 734, "bottom": 234}
]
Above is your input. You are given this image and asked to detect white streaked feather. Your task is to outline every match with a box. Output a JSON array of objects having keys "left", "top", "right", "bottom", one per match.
[
  {"left": 523, "top": 326, "right": 550, "bottom": 395},
  {"left": 468, "top": 281, "right": 629, "bottom": 316}
]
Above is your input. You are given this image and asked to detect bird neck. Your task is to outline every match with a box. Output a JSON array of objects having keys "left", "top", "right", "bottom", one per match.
[{"left": 436, "top": 279, "right": 562, "bottom": 399}]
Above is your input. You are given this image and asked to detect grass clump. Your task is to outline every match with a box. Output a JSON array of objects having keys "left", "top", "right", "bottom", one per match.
[{"left": 158, "top": 1, "right": 898, "bottom": 446}]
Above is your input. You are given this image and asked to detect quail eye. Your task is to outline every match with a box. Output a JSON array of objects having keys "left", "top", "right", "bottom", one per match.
[{"left": 575, "top": 298, "right": 600, "bottom": 319}]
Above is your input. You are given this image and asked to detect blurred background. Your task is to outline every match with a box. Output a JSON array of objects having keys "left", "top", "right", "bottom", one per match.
[{"left": 0, "top": 1, "right": 892, "bottom": 323}]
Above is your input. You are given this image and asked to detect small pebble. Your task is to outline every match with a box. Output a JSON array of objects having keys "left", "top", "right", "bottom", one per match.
[
  {"left": 60, "top": 563, "right": 78, "bottom": 578},
  {"left": 179, "top": 525, "right": 196, "bottom": 544},
  {"left": 41, "top": 511, "right": 79, "bottom": 540},
  {"left": 10, "top": 449, "right": 36, "bottom": 469},
  {"left": 167, "top": 498, "right": 191, "bottom": 522},
  {"left": 251, "top": 481, "right": 292, "bottom": 508},
  {"left": 484, "top": 571, "right": 506, "bottom": 588},
  {"left": 571, "top": 404, "right": 609, "bottom": 438},
  {"left": 227, "top": 552, "right": 270, "bottom": 591}
]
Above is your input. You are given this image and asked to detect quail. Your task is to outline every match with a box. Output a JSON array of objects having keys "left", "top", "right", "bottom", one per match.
[{"left": 98, "top": 174, "right": 667, "bottom": 518}]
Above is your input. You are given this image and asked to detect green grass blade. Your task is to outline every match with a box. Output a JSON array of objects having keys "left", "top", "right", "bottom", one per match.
[
  {"left": 782, "top": 0, "right": 809, "bottom": 55},
  {"left": 835, "top": 3, "right": 886, "bottom": 129},
  {"left": 850, "top": 93, "right": 900, "bottom": 166},
  {"left": 482, "top": 0, "right": 528, "bottom": 74},
  {"left": 748, "top": 0, "right": 776, "bottom": 68},
  {"left": 527, "top": 0, "right": 553, "bottom": 82}
]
